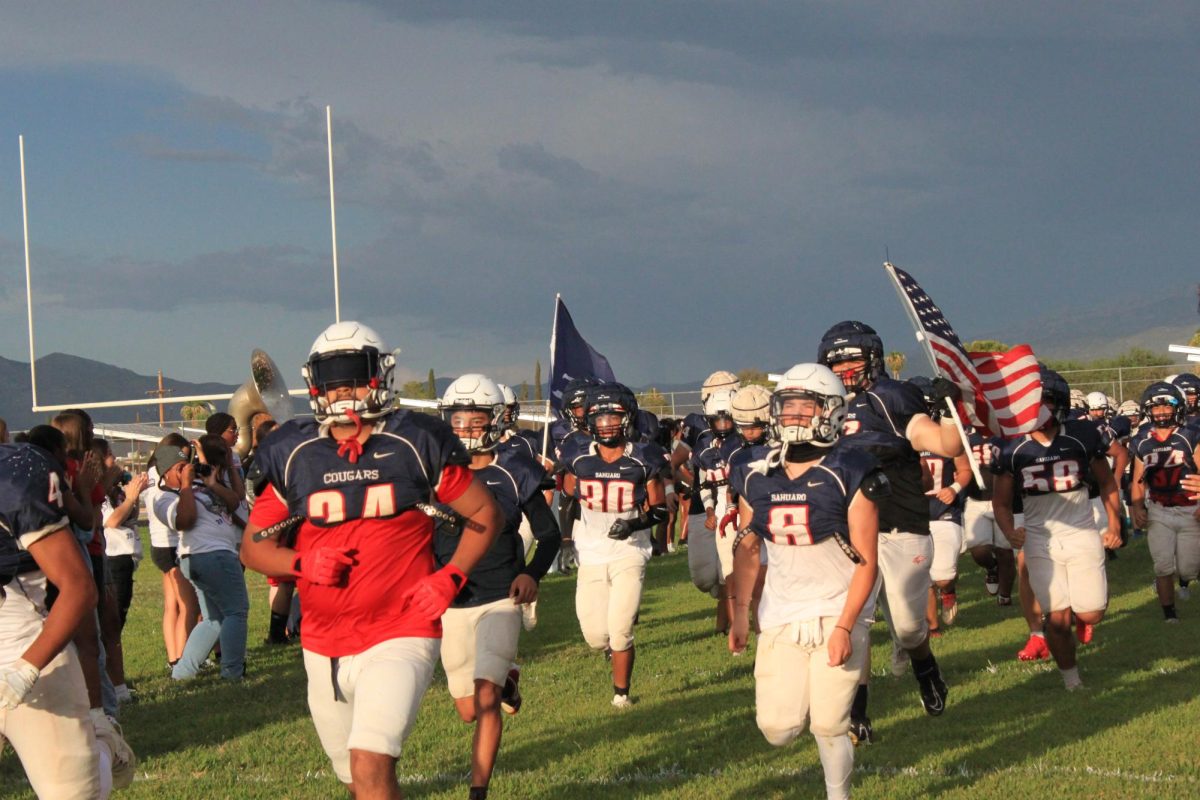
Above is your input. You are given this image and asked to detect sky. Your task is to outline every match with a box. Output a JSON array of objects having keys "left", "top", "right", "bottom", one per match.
[{"left": 1, "top": 1, "right": 1198, "bottom": 392}]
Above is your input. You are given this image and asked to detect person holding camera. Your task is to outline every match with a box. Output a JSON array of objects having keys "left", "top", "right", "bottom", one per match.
[{"left": 152, "top": 435, "right": 249, "bottom": 681}]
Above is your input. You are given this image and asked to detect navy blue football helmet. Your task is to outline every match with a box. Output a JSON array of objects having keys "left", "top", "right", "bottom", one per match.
[
  {"left": 562, "top": 376, "right": 602, "bottom": 430},
  {"left": 1171, "top": 373, "right": 1200, "bottom": 412},
  {"left": 1142, "top": 381, "right": 1186, "bottom": 428},
  {"left": 1039, "top": 365, "right": 1071, "bottom": 424},
  {"left": 585, "top": 382, "right": 638, "bottom": 446},
  {"left": 817, "top": 320, "right": 885, "bottom": 393}
]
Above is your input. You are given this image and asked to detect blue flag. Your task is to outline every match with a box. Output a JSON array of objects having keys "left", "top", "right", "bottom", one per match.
[{"left": 549, "top": 295, "right": 616, "bottom": 412}]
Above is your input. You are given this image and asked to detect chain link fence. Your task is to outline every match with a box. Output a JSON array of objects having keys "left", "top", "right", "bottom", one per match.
[{"left": 1057, "top": 364, "right": 1189, "bottom": 405}]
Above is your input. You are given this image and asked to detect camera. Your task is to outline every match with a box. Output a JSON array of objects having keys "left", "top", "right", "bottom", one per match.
[
  {"left": 191, "top": 457, "right": 214, "bottom": 479},
  {"left": 118, "top": 471, "right": 133, "bottom": 486}
]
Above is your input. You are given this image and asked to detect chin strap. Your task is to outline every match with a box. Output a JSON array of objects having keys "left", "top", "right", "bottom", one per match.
[{"left": 336, "top": 408, "right": 366, "bottom": 463}]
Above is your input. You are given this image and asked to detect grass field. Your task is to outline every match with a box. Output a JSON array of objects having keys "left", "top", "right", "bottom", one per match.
[{"left": 3, "top": 532, "right": 1199, "bottom": 799}]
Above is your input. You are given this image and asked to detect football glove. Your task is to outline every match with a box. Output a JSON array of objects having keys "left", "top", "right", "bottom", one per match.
[
  {"left": 292, "top": 547, "right": 356, "bottom": 586},
  {"left": 558, "top": 539, "right": 579, "bottom": 573},
  {"left": 607, "top": 519, "right": 634, "bottom": 540},
  {"left": 929, "top": 377, "right": 963, "bottom": 406},
  {"left": 0, "top": 658, "right": 39, "bottom": 709},
  {"left": 718, "top": 508, "right": 739, "bottom": 538},
  {"left": 403, "top": 564, "right": 467, "bottom": 620}
]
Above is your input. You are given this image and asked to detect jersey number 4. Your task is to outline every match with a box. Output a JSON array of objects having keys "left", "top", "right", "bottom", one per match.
[
  {"left": 579, "top": 479, "right": 637, "bottom": 513},
  {"left": 767, "top": 505, "right": 813, "bottom": 545},
  {"left": 307, "top": 485, "right": 397, "bottom": 523}
]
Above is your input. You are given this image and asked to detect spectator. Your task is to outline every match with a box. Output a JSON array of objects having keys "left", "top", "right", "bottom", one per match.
[
  {"left": 100, "top": 441, "right": 148, "bottom": 705},
  {"left": 145, "top": 433, "right": 201, "bottom": 669},
  {"left": 154, "top": 435, "right": 249, "bottom": 681}
]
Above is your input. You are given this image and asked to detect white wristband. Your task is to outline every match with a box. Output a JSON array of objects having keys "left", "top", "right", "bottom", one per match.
[{"left": 949, "top": 481, "right": 964, "bottom": 494}]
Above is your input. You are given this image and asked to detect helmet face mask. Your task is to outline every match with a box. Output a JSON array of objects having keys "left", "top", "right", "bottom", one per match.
[
  {"left": 496, "top": 383, "right": 519, "bottom": 429},
  {"left": 1038, "top": 366, "right": 1071, "bottom": 425},
  {"left": 302, "top": 321, "right": 395, "bottom": 424},
  {"left": 1171, "top": 374, "right": 1200, "bottom": 412},
  {"left": 730, "top": 384, "right": 772, "bottom": 445},
  {"left": 703, "top": 390, "right": 736, "bottom": 441}
]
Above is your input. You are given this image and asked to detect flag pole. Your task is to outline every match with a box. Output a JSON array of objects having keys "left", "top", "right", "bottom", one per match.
[
  {"left": 19, "top": 135, "right": 38, "bottom": 410},
  {"left": 883, "top": 263, "right": 983, "bottom": 486},
  {"left": 327, "top": 105, "right": 341, "bottom": 324},
  {"left": 542, "top": 294, "right": 560, "bottom": 461}
]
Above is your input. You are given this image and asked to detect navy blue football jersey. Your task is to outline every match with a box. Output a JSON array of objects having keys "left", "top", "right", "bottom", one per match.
[
  {"left": 555, "top": 428, "right": 594, "bottom": 464},
  {"left": 990, "top": 419, "right": 1107, "bottom": 498},
  {"left": 839, "top": 377, "right": 931, "bottom": 534},
  {"left": 499, "top": 428, "right": 543, "bottom": 462},
  {"left": 253, "top": 412, "right": 469, "bottom": 527},
  {"left": 921, "top": 452, "right": 964, "bottom": 523},
  {"left": 567, "top": 441, "right": 667, "bottom": 513},
  {"left": 729, "top": 442, "right": 771, "bottom": 501},
  {"left": 681, "top": 412, "right": 707, "bottom": 450},
  {"left": 433, "top": 448, "right": 546, "bottom": 606},
  {"left": 690, "top": 434, "right": 735, "bottom": 511},
  {"left": 1108, "top": 415, "right": 1132, "bottom": 442},
  {"left": 1131, "top": 424, "right": 1200, "bottom": 507},
  {"left": 0, "top": 444, "right": 69, "bottom": 583},
  {"left": 549, "top": 418, "right": 584, "bottom": 453},
  {"left": 741, "top": 446, "right": 881, "bottom": 546}
]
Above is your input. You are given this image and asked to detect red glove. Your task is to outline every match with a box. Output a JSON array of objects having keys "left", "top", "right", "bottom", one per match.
[
  {"left": 292, "top": 547, "right": 356, "bottom": 586},
  {"left": 403, "top": 565, "right": 467, "bottom": 620},
  {"left": 719, "top": 508, "right": 739, "bottom": 538}
]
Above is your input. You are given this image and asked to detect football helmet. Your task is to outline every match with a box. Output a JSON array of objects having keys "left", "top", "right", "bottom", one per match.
[
  {"left": 701, "top": 371, "right": 740, "bottom": 403},
  {"left": 731, "top": 385, "right": 772, "bottom": 444},
  {"left": 1085, "top": 391, "right": 1110, "bottom": 420},
  {"left": 771, "top": 363, "right": 847, "bottom": 448},
  {"left": 703, "top": 389, "right": 737, "bottom": 440},
  {"left": 1117, "top": 399, "right": 1141, "bottom": 419},
  {"left": 1141, "top": 381, "right": 1186, "bottom": 429},
  {"left": 1039, "top": 366, "right": 1071, "bottom": 424},
  {"left": 439, "top": 374, "right": 506, "bottom": 452},
  {"left": 562, "top": 377, "right": 601, "bottom": 429},
  {"left": 497, "top": 382, "right": 520, "bottom": 429},
  {"left": 585, "top": 382, "right": 638, "bottom": 446},
  {"left": 817, "top": 320, "right": 884, "bottom": 394},
  {"left": 1171, "top": 373, "right": 1200, "bottom": 412},
  {"left": 301, "top": 321, "right": 396, "bottom": 424},
  {"left": 1069, "top": 388, "right": 1087, "bottom": 410}
]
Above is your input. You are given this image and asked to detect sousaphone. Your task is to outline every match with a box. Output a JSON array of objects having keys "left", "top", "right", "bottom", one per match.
[{"left": 228, "top": 349, "right": 294, "bottom": 457}]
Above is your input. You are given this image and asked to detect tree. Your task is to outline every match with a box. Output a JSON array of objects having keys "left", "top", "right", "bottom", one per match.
[
  {"left": 519, "top": 382, "right": 530, "bottom": 402},
  {"left": 401, "top": 380, "right": 434, "bottom": 400},
  {"left": 1189, "top": 329, "right": 1200, "bottom": 348},
  {"left": 886, "top": 351, "right": 906, "bottom": 379},
  {"left": 962, "top": 339, "right": 1011, "bottom": 353},
  {"left": 426, "top": 368, "right": 436, "bottom": 399},
  {"left": 181, "top": 403, "right": 209, "bottom": 424},
  {"left": 637, "top": 387, "right": 667, "bottom": 415},
  {"left": 736, "top": 368, "right": 770, "bottom": 387},
  {"left": 534, "top": 360, "right": 543, "bottom": 401}
]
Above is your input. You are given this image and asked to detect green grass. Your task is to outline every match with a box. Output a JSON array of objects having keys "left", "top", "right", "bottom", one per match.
[{"left": 3, "top": 533, "right": 1199, "bottom": 799}]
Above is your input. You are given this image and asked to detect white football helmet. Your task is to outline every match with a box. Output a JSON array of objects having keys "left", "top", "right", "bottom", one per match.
[
  {"left": 496, "top": 382, "right": 519, "bottom": 428},
  {"left": 701, "top": 370, "right": 740, "bottom": 402},
  {"left": 731, "top": 384, "right": 772, "bottom": 426},
  {"left": 1069, "top": 388, "right": 1088, "bottom": 410},
  {"left": 440, "top": 374, "right": 506, "bottom": 452},
  {"left": 1118, "top": 399, "right": 1140, "bottom": 418},
  {"left": 301, "top": 321, "right": 396, "bottom": 424},
  {"left": 771, "top": 363, "right": 846, "bottom": 448},
  {"left": 1085, "top": 391, "right": 1108, "bottom": 412},
  {"left": 703, "top": 389, "right": 737, "bottom": 439}
]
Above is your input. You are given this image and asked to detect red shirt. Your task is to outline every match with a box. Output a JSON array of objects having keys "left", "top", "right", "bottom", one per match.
[
  {"left": 66, "top": 457, "right": 106, "bottom": 556},
  {"left": 248, "top": 463, "right": 472, "bottom": 657}
]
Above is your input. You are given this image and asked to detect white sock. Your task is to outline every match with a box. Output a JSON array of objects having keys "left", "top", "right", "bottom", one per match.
[
  {"left": 1032, "top": 631, "right": 1045, "bottom": 639},
  {"left": 1060, "top": 666, "right": 1082, "bottom": 690},
  {"left": 814, "top": 733, "right": 854, "bottom": 800},
  {"left": 97, "top": 740, "right": 114, "bottom": 800}
]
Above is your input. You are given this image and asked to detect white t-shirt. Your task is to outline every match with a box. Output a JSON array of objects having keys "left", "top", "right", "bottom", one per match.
[
  {"left": 153, "top": 485, "right": 239, "bottom": 557},
  {"left": 101, "top": 497, "right": 143, "bottom": 562},
  {"left": 757, "top": 536, "right": 876, "bottom": 632},
  {"left": 144, "top": 466, "right": 178, "bottom": 549}
]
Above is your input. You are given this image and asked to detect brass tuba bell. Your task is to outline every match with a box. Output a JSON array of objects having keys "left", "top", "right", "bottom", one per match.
[{"left": 228, "top": 349, "right": 294, "bottom": 458}]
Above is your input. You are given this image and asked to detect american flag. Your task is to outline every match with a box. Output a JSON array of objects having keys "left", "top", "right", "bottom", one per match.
[{"left": 886, "top": 263, "right": 1047, "bottom": 439}]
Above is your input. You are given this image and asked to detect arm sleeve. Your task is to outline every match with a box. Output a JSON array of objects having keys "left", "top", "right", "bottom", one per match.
[{"left": 519, "top": 491, "right": 561, "bottom": 581}]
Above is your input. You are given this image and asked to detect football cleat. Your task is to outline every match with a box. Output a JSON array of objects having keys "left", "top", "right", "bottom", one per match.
[
  {"left": 1075, "top": 620, "right": 1094, "bottom": 645},
  {"left": 984, "top": 568, "right": 1000, "bottom": 596},
  {"left": 1017, "top": 634, "right": 1050, "bottom": 661},
  {"left": 1178, "top": 584, "right": 1191, "bottom": 601},
  {"left": 915, "top": 661, "right": 948, "bottom": 716},
  {"left": 849, "top": 716, "right": 874, "bottom": 746},
  {"left": 997, "top": 595, "right": 1013, "bottom": 607},
  {"left": 91, "top": 709, "right": 137, "bottom": 790},
  {"left": 500, "top": 667, "right": 522, "bottom": 715},
  {"left": 1165, "top": 617, "right": 1181, "bottom": 625},
  {"left": 521, "top": 601, "right": 538, "bottom": 632},
  {"left": 940, "top": 592, "right": 959, "bottom": 626},
  {"left": 611, "top": 693, "right": 632, "bottom": 709}
]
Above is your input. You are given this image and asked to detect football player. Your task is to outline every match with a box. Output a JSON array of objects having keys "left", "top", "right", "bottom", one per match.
[
  {"left": 436, "top": 375, "right": 561, "bottom": 800},
  {"left": 549, "top": 377, "right": 600, "bottom": 573},
  {"left": 960, "top": 427, "right": 1018, "bottom": 606},
  {"left": 817, "top": 321, "right": 959, "bottom": 718},
  {"left": 687, "top": 389, "right": 739, "bottom": 631},
  {"left": 561, "top": 383, "right": 667, "bottom": 707},
  {"left": 241, "top": 322, "right": 502, "bottom": 797},
  {"left": 1129, "top": 382, "right": 1200, "bottom": 621},
  {"left": 1171, "top": 373, "right": 1200, "bottom": 420},
  {"left": 728, "top": 364, "right": 882, "bottom": 800},
  {"left": 722, "top": 385, "right": 775, "bottom": 627},
  {"left": 1, "top": 439, "right": 103, "bottom": 797},
  {"left": 991, "top": 366, "right": 1121, "bottom": 690}
]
